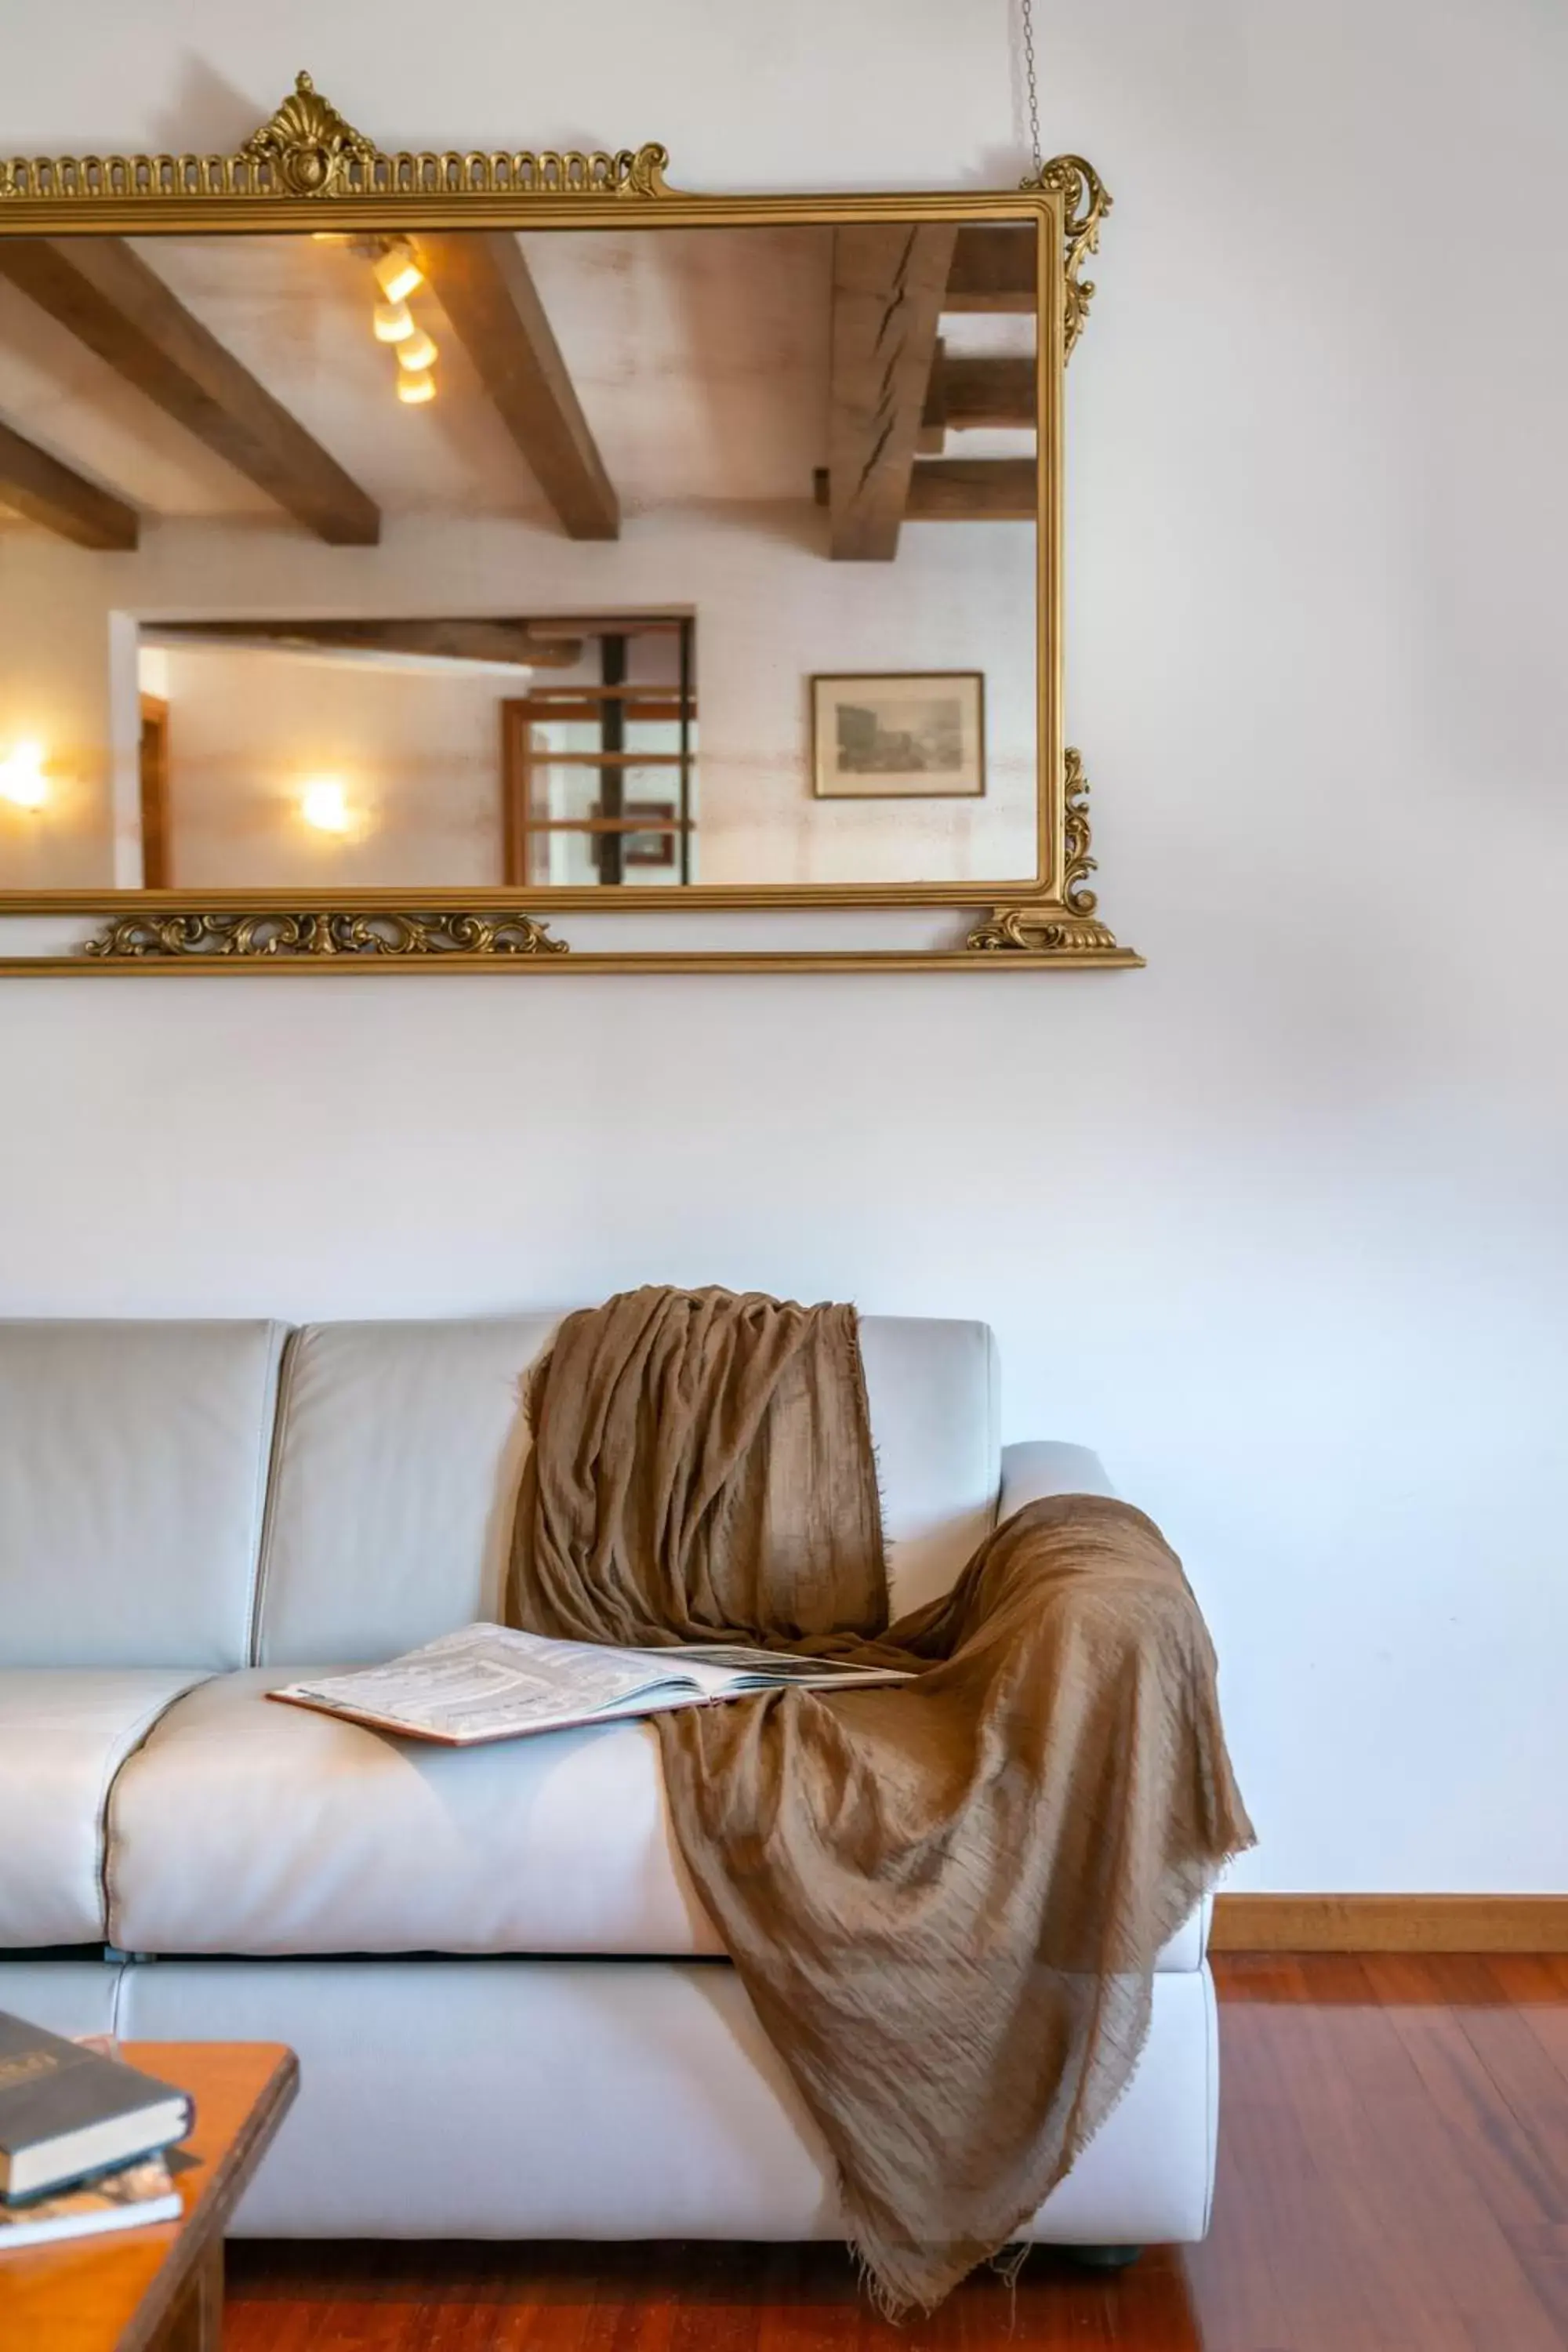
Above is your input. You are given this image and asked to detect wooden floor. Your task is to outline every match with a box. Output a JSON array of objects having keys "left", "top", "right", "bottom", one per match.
[{"left": 227, "top": 1954, "right": 1568, "bottom": 2352}]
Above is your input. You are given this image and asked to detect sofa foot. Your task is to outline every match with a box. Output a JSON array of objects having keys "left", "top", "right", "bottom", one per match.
[{"left": 1062, "top": 2244, "right": 1144, "bottom": 2271}]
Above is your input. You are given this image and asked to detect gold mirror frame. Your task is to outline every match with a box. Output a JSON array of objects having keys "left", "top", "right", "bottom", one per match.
[{"left": 0, "top": 74, "right": 1138, "bottom": 974}]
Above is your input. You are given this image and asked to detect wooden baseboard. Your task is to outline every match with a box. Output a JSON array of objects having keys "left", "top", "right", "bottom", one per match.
[{"left": 1210, "top": 1895, "right": 1568, "bottom": 1954}]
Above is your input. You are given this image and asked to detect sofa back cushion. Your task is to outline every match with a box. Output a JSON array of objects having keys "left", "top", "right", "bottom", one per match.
[
  {"left": 0, "top": 1319, "right": 288, "bottom": 1668},
  {"left": 858, "top": 1316, "right": 1000, "bottom": 1614},
  {"left": 254, "top": 1316, "right": 556, "bottom": 1664},
  {"left": 255, "top": 1311, "right": 1000, "bottom": 1663}
]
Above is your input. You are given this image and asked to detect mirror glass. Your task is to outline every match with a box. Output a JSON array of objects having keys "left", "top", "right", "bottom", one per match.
[{"left": 0, "top": 218, "right": 1040, "bottom": 894}]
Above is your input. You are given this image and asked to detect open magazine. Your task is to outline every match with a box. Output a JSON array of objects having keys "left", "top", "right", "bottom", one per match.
[{"left": 267, "top": 1622, "right": 912, "bottom": 1747}]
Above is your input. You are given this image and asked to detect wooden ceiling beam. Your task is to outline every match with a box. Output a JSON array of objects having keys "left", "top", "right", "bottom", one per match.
[
  {"left": 945, "top": 225, "right": 1037, "bottom": 314},
  {"left": 813, "top": 457, "right": 1036, "bottom": 523},
  {"left": 828, "top": 223, "right": 958, "bottom": 560},
  {"left": 412, "top": 233, "right": 619, "bottom": 541},
  {"left": 0, "top": 238, "right": 379, "bottom": 545},
  {"left": 916, "top": 336, "right": 948, "bottom": 456},
  {"left": 0, "top": 417, "right": 138, "bottom": 550},
  {"left": 914, "top": 352, "right": 1039, "bottom": 453},
  {"left": 907, "top": 458, "right": 1036, "bottom": 521},
  {"left": 140, "top": 618, "right": 586, "bottom": 669},
  {"left": 938, "top": 354, "right": 1038, "bottom": 430}
]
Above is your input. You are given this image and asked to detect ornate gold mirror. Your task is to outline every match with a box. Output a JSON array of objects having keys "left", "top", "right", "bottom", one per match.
[{"left": 0, "top": 75, "right": 1134, "bottom": 971}]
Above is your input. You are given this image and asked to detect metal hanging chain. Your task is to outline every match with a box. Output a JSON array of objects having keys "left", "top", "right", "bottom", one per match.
[{"left": 1020, "top": 0, "right": 1043, "bottom": 180}]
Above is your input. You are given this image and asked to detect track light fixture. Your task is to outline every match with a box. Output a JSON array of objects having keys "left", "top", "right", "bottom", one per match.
[{"left": 353, "top": 238, "right": 438, "bottom": 401}]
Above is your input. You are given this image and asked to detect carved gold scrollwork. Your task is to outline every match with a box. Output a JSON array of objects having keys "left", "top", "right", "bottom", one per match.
[
  {"left": 965, "top": 909, "right": 1120, "bottom": 955},
  {"left": 82, "top": 911, "right": 569, "bottom": 960},
  {"left": 238, "top": 71, "right": 377, "bottom": 199},
  {"left": 1023, "top": 154, "right": 1111, "bottom": 357},
  {"left": 0, "top": 71, "right": 671, "bottom": 202},
  {"left": 617, "top": 145, "right": 673, "bottom": 199},
  {"left": 966, "top": 748, "right": 1121, "bottom": 955},
  {"left": 1061, "top": 745, "right": 1098, "bottom": 915}
]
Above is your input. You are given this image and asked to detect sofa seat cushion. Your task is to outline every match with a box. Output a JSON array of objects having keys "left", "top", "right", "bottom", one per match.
[
  {"left": 107, "top": 1668, "right": 720, "bottom": 1958},
  {"left": 0, "top": 1670, "right": 208, "bottom": 1945},
  {"left": 107, "top": 1670, "right": 1207, "bottom": 1968}
]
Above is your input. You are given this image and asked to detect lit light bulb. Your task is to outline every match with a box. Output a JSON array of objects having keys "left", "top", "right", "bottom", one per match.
[
  {"left": 299, "top": 778, "right": 353, "bottom": 833},
  {"left": 372, "top": 299, "right": 415, "bottom": 343},
  {"left": 0, "top": 742, "right": 49, "bottom": 811},
  {"left": 395, "top": 330, "right": 438, "bottom": 372},
  {"left": 372, "top": 246, "right": 423, "bottom": 305},
  {"left": 397, "top": 369, "right": 437, "bottom": 406}
]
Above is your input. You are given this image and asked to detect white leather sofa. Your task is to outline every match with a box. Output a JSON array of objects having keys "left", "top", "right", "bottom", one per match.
[{"left": 0, "top": 1315, "right": 1218, "bottom": 2252}]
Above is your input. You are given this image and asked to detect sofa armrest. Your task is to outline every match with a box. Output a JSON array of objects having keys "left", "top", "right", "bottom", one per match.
[{"left": 998, "top": 1440, "right": 1116, "bottom": 1518}]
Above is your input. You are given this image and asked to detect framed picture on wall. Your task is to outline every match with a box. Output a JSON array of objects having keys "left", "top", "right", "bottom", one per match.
[
  {"left": 811, "top": 672, "right": 985, "bottom": 800},
  {"left": 622, "top": 801, "right": 679, "bottom": 867}
]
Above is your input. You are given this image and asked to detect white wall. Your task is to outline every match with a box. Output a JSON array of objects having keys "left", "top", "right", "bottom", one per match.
[
  {"left": 151, "top": 644, "right": 510, "bottom": 889},
  {"left": 0, "top": 0, "right": 1564, "bottom": 1893}
]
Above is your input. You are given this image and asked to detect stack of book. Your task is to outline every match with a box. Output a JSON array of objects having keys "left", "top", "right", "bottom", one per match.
[{"left": 0, "top": 2013, "right": 193, "bottom": 2252}]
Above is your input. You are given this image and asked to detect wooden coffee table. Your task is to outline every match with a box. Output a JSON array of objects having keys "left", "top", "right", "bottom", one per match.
[{"left": 0, "top": 2042, "right": 297, "bottom": 2352}]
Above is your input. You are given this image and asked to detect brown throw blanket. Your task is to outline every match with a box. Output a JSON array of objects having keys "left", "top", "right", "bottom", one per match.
[{"left": 509, "top": 1287, "right": 1254, "bottom": 2313}]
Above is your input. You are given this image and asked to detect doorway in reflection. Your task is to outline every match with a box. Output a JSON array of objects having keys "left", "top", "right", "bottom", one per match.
[
  {"left": 502, "top": 616, "right": 696, "bottom": 888},
  {"left": 132, "top": 612, "right": 697, "bottom": 891}
]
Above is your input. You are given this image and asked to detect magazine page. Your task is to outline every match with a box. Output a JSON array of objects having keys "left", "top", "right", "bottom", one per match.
[
  {"left": 273, "top": 1624, "right": 707, "bottom": 1743},
  {"left": 270, "top": 1624, "right": 915, "bottom": 1745},
  {"left": 670, "top": 1644, "right": 911, "bottom": 1682}
]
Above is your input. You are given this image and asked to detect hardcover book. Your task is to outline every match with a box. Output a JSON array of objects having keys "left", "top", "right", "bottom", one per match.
[
  {"left": 0, "top": 2016, "right": 191, "bottom": 2202},
  {"left": 0, "top": 2155, "right": 181, "bottom": 2251}
]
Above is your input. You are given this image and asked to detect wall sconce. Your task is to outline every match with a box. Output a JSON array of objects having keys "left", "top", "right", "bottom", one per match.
[
  {"left": 299, "top": 778, "right": 355, "bottom": 836},
  {"left": 0, "top": 742, "right": 49, "bottom": 811}
]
